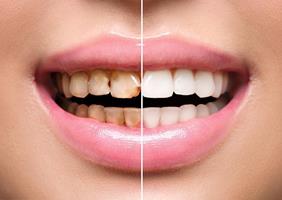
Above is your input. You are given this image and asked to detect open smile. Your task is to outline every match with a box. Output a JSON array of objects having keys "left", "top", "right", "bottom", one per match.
[{"left": 36, "top": 35, "right": 249, "bottom": 172}]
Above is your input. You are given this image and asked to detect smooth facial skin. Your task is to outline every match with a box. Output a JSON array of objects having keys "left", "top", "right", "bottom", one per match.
[{"left": 0, "top": 1, "right": 282, "bottom": 200}]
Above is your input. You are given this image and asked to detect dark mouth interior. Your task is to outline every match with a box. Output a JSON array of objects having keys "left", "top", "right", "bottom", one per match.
[{"left": 56, "top": 94, "right": 222, "bottom": 108}]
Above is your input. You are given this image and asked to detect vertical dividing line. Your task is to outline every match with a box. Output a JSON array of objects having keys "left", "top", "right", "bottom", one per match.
[{"left": 140, "top": 0, "right": 144, "bottom": 200}]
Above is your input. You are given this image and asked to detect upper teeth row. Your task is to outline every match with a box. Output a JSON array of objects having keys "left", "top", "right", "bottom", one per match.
[{"left": 56, "top": 69, "right": 229, "bottom": 99}]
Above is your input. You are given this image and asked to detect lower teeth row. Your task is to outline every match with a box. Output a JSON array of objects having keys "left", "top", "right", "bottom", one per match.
[{"left": 63, "top": 100, "right": 226, "bottom": 128}]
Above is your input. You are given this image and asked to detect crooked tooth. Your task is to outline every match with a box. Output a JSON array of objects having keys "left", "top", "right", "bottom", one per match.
[
  {"left": 221, "top": 73, "right": 229, "bottom": 94},
  {"left": 124, "top": 108, "right": 140, "bottom": 128},
  {"left": 143, "top": 70, "right": 174, "bottom": 98},
  {"left": 111, "top": 71, "right": 140, "bottom": 98},
  {"left": 179, "top": 104, "right": 197, "bottom": 122},
  {"left": 195, "top": 71, "right": 215, "bottom": 98},
  {"left": 174, "top": 69, "right": 195, "bottom": 95},
  {"left": 207, "top": 102, "right": 218, "bottom": 114},
  {"left": 212, "top": 72, "right": 223, "bottom": 98},
  {"left": 88, "top": 105, "right": 106, "bottom": 122},
  {"left": 160, "top": 107, "right": 180, "bottom": 126},
  {"left": 104, "top": 107, "right": 125, "bottom": 125},
  {"left": 70, "top": 72, "right": 89, "bottom": 98},
  {"left": 196, "top": 104, "right": 210, "bottom": 118},
  {"left": 75, "top": 104, "right": 88, "bottom": 117},
  {"left": 89, "top": 70, "right": 110, "bottom": 96},
  {"left": 62, "top": 73, "right": 72, "bottom": 98},
  {"left": 144, "top": 107, "right": 160, "bottom": 128}
]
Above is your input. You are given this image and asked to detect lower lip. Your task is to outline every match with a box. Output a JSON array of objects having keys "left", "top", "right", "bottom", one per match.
[{"left": 37, "top": 83, "right": 248, "bottom": 171}]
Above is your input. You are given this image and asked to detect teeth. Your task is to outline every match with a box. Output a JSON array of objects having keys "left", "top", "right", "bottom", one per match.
[
  {"left": 179, "top": 104, "right": 197, "bottom": 122},
  {"left": 104, "top": 107, "right": 125, "bottom": 125},
  {"left": 67, "top": 102, "right": 78, "bottom": 114},
  {"left": 144, "top": 107, "right": 160, "bottom": 128},
  {"left": 143, "top": 70, "right": 174, "bottom": 98},
  {"left": 62, "top": 73, "right": 72, "bottom": 98},
  {"left": 89, "top": 70, "right": 110, "bottom": 96},
  {"left": 160, "top": 107, "right": 180, "bottom": 126},
  {"left": 174, "top": 69, "right": 195, "bottom": 95},
  {"left": 70, "top": 72, "right": 89, "bottom": 98},
  {"left": 75, "top": 104, "right": 88, "bottom": 118},
  {"left": 221, "top": 73, "right": 229, "bottom": 94},
  {"left": 195, "top": 71, "right": 215, "bottom": 98},
  {"left": 212, "top": 72, "right": 224, "bottom": 98},
  {"left": 124, "top": 108, "right": 140, "bottom": 128},
  {"left": 88, "top": 105, "right": 106, "bottom": 122},
  {"left": 196, "top": 104, "right": 210, "bottom": 118},
  {"left": 207, "top": 102, "right": 218, "bottom": 114},
  {"left": 111, "top": 71, "right": 141, "bottom": 98}
]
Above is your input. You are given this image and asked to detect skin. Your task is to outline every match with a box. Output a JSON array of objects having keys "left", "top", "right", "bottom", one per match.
[{"left": 0, "top": 0, "right": 281, "bottom": 199}]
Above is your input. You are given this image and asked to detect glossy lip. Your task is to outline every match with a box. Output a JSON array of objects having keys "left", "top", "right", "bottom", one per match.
[{"left": 37, "top": 34, "right": 249, "bottom": 171}]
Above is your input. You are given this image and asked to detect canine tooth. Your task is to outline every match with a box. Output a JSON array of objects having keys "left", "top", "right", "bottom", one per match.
[
  {"left": 111, "top": 71, "right": 140, "bottom": 98},
  {"left": 174, "top": 69, "right": 195, "bottom": 95},
  {"left": 144, "top": 107, "right": 160, "bottom": 128},
  {"left": 221, "top": 73, "right": 229, "bottom": 94},
  {"left": 160, "top": 107, "right": 180, "bottom": 126},
  {"left": 207, "top": 102, "right": 218, "bottom": 114},
  {"left": 124, "top": 108, "right": 140, "bottom": 128},
  {"left": 88, "top": 105, "right": 106, "bottom": 122},
  {"left": 70, "top": 72, "right": 89, "bottom": 98},
  {"left": 67, "top": 102, "right": 78, "bottom": 114},
  {"left": 212, "top": 72, "right": 223, "bottom": 98},
  {"left": 196, "top": 104, "right": 210, "bottom": 118},
  {"left": 179, "top": 104, "right": 197, "bottom": 122},
  {"left": 143, "top": 70, "right": 174, "bottom": 98},
  {"left": 105, "top": 107, "right": 125, "bottom": 125},
  {"left": 195, "top": 71, "right": 215, "bottom": 98},
  {"left": 89, "top": 70, "right": 110, "bottom": 96},
  {"left": 75, "top": 104, "right": 88, "bottom": 117},
  {"left": 62, "top": 73, "right": 72, "bottom": 98}
]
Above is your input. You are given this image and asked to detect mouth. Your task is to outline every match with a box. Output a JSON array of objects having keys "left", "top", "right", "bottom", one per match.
[{"left": 36, "top": 35, "right": 249, "bottom": 172}]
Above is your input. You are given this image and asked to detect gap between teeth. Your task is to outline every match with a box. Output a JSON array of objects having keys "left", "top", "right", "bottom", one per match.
[{"left": 56, "top": 69, "right": 229, "bottom": 99}]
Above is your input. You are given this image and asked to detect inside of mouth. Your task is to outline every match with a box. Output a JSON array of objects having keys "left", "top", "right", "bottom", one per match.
[{"left": 49, "top": 68, "right": 240, "bottom": 129}]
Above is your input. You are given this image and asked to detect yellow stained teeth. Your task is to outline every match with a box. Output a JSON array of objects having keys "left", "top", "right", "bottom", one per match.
[
  {"left": 69, "top": 72, "right": 89, "bottom": 98},
  {"left": 88, "top": 105, "right": 106, "bottom": 123},
  {"left": 124, "top": 108, "right": 140, "bottom": 128},
  {"left": 110, "top": 71, "right": 141, "bottom": 99},
  {"left": 105, "top": 107, "right": 125, "bottom": 125},
  {"left": 89, "top": 70, "right": 110, "bottom": 96},
  {"left": 75, "top": 104, "right": 88, "bottom": 118},
  {"left": 62, "top": 73, "right": 72, "bottom": 98}
]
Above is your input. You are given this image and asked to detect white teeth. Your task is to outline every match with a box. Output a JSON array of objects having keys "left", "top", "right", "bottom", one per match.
[
  {"left": 195, "top": 71, "right": 215, "bottom": 98},
  {"left": 62, "top": 73, "right": 72, "bottom": 98},
  {"left": 212, "top": 72, "right": 224, "bottom": 98},
  {"left": 70, "top": 72, "right": 89, "bottom": 98},
  {"left": 160, "top": 107, "right": 180, "bottom": 126},
  {"left": 75, "top": 104, "right": 88, "bottom": 117},
  {"left": 196, "top": 104, "right": 210, "bottom": 118},
  {"left": 88, "top": 105, "right": 106, "bottom": 122},
  {"left": 144, "top": 107, "right": 160, "bottom": 128},
  {"left": 89, "top": 70, "right": 110, "bottom": 96},
  {"left": 143, "top": 70, "right": 174, "bottom": 98},
  {"left": 221, "top": 73, "right": 229, "bottom": 94},
  {"left": 111, "top": 71, "right": 140, "bottom": 99},
  {"left": 179, "top": 104, "right": 197, "bottom": 122},
  {"left": 174, "top": 69, "right": 195, "bottom": 95}
]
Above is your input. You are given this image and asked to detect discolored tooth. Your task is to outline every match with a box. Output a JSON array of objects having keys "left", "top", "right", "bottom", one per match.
[
  {"left": 144, "top": 107, "right": 160, "bottom": 128},
  {"left": 160, "top": 107, "right": 180, "bottom": 126},
  {"left": 143, "top": 70, "right": 174, "bottom": 98},
  {"left": 196, "top": 104, "right": 210, "bottom": 118},
  {"left": 104, "top": 107, "right": 125, "bottom": 125},
  {"left": 195, "top": 71, "right": 215, "bottom": 98},
  {"left": 221, "top": 73, "right": 229, "bottom": 94},
  {"left": 212, "top": 72, "right": 223, "bottom": 98},
  {"left": 75, "top": 104, "right": 88, "bottom": 118},
  {"left": 111, "top": 71, "right": 140, "bottom": 98},
  {"left": 62, "top": 73, "right": 72, "bottom": 98},
  {"left": 207, "top": 102, "right": 218, "bottom": 114},
  {"left": 124, "top": 108, "right": 140, "bottom": 128},
  {"left": 69, "top": 72, "right": 89, "bottom": 98},
  {"left": 67, "top": 102, "right": 78, "bottom": 114},
  {"left": 179, "top": 104, "right": 197, "bottom": 122},
  {"left": 89, "top": 70, "right": 110, "bottom": 96},
  {"left": 214, "top": 99, "right": 226, "bottom": 110},
  {"left": 174, "top": 69, "right": 195, "bottom": 95},
  {"left": 89, "top": 105, "right": 106, "bottom": 123}
]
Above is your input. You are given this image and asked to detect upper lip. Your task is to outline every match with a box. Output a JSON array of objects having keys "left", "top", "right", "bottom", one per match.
[{"left": 37, "top": 34, "right": 249, "bottom": 172}]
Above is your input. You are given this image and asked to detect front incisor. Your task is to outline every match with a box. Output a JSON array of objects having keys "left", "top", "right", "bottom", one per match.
[
  {"left": 110, "top": 71, "right": 141, "bottom": 98},
  {"left": 124, "top": 108, "right": 140, "bottom": 128}
]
